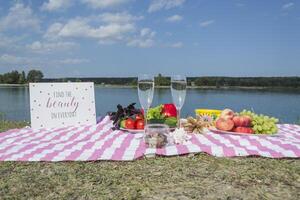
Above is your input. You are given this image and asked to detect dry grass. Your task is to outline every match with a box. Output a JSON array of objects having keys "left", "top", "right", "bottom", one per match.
[{"left": 0, "top": 123, "right": 300, "bottom": 199}]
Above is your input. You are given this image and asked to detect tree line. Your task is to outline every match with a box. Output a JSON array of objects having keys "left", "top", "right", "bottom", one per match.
[
  {"left": 1, "top": 70, "right": 300, "bottom": 88},
  {"left": 0, "top": 70, "right": 44, "bottom": 84},
  {"left": 43, "top": 75, "right": 300, "bottom": 88}
]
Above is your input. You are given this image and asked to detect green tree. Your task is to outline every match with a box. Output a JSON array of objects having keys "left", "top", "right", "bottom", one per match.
[
  {"left": 155, "top": 73, "right": 170, "bottom": 86},
  {"left": 27, "top": 70, "right": 44, "bottom": 82},
  {"left": 18, "top": 71, "right": 26, "bottom": 84},
  {"left": 2, "top": 70, "right": 20, "bottom": 84}
]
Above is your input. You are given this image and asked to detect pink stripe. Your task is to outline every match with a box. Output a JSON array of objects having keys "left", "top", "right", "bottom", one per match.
[
  {"left": 0, "top": 128, "right": 41, "bottom": 144},
  {"left": 190, "top": 135, "right": 212, "bottom": 155},
  {"left": 222, "top": 135, "right": 261, "bottom": 156},
  {"left": 205, "top": 134, "right": 236, "bottom": 157},
  {"left": 0, "top": 126, "right": 80, "bottom": 160},
  {"left": 52, "top": 119, "right": 111, "bottom": 161},
  {"left": 38, "top": 126, "right": 94, "bottom": 161},
  {"left": 242, "top": 137, "right": 284, "bottom": 158},
  {"left": 110, "top": 134, "right": 134, "bottom": 160},
  {"left": 43, "top": 122, "right": 109, "bottom": 161},
  {"left": 89, "top": 130, "right": 124, "bottom": 160},
  {"left": 175, "top": 144, "right": 190, "bottom": 155},
  {"left": 267, "top": 139, "right": 300, "bottom": 157},
  {"left": 268, "top": 136, "right": 300, "bottom": 149},
  {"left": 156, "top": 147, "right": 166, "bottom": 155},
  {"left": 11, "top": 126, "right": 89, "bottom": 161},
  {"left": 0, "top": 127, "right": 66, "bottom": 149},
  {"left": 280, "top": 125, "right": 300, "bottom": 140},
  {"left": 133, "top": 137, "right": 146, "bottom": 159},
  {"left": 65, "top": 121, "right": 113, "bottom": 160},
  {"left": 65, "top": 126, "right": 114, "bottom": 160},
  {"left": 0, "top": 128, "right": 26, "bottom": 136},
  {"left": 16, "top": 127, "right": 68, "bottom": 143}
]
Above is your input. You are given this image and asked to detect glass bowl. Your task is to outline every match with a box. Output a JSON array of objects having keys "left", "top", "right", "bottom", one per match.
[{"left": 144, "top": 124, "right": 170, "bottom": 148}]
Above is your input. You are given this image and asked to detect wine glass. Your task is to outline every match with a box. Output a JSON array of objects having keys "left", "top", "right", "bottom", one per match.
[
  {"left": 171, "top": 75, "right": 187, "bottom": 128},
  {"left": 138, "top": 74, "right": 154, "bottom": 126}
]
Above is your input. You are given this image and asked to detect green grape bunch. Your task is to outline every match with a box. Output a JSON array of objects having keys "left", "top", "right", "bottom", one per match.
[{"left": 240, "top": 110, "right": 279, "bottom": 134}]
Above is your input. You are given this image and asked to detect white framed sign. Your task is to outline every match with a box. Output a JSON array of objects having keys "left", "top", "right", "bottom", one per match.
[{"left": 29, "top": 82, "right": 96, "bottom": 129}]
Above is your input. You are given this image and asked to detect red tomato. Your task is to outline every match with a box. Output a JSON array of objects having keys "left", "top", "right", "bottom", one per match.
[
  {"left": 135, "top": 114, "right": 144, "bottom": 120},
  {"left": 125, "top": 118, "right": 135, "bottom": 129},
  {"left": 162, "top": 104, "right": 177, "bottom": 118},
  {"left": 135, "top": 119, "right": 145, "bottom": 130}
]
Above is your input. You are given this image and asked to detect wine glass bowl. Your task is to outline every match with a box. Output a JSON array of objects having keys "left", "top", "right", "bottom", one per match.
[
  {"left": 138, "top": 74, "right": 155, "bottom": 126},
  {"left": 171, "top": 75, "right": 187, "bottom": 128}
]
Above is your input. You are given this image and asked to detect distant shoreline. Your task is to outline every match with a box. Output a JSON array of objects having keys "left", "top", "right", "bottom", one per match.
[{"left": 1, "top": 83, "right": 299, "bottom": 90}]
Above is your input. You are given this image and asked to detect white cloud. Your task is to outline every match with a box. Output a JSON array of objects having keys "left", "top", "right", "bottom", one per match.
[
  {"left": 27, "top": 41, "right": 78, "bottom": 52},
  {"left": 44, "top": 23, "right": 64, "bottom": 40},
  {"left": 140, "top": 28, "right": 156, "bottom": 37},
  {"left": 166, "top": 14, "right": 183, "bottom": 22},
  {"left": 45, "top": 15, "right": 136, "bottom": 41},
  {"left": 0, "top": 3, "right": 40, "bottom": 32},
  {"left": 44, "top": 13, "right": 150, "bottom": 46},
  {"left": 170, "top": 42, "right": 183, "bottom": 48},
  {"left": 98, "top": 12, "right": 143, "bottom": 24},
  {"left": 41, "top": 0, "right": 72, "bottom": 11},
  {"left": 81, "top": 0, "right": 130, "bottom": 9},
  {"left": 0, "top": 54, "right": 89, "bottom": 66},
  {"left": 127, "top": 38, "right": 154, "bottom": 48},
  {"left": 0, "top": 54, "right": 32, "bottom": 64},
  {"left": 200, "top": 20, "right": 215, "bottom": 27},
  {"left": 59, "top": 58, "right": 89, "bottom": 64},
  {"left": 44, "top": 12, "right": 155, "bottom": 48},
  {"left": 127, "top": 28, "right": 156, "bottom": 48},
  {"left": 148, "top": 0, "right": 185, "bottom": 13},
  {"left": 0, "top": 34, "right": 23, "bottom": 49},
  {"left": 282, "top": 2, "right": 294, "bottom": 10},
  {"left": 59, "top": 18, "right": 135, "bottom": 39}
]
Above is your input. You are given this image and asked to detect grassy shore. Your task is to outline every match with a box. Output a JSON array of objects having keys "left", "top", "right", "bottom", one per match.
[{"left": 0, "top": 122, "right": 299, "bottom": 199}]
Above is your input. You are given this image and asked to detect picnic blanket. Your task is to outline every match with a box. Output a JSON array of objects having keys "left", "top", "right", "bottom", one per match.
[{"left": 0, "top": 116, "right": 299, "bottom": 161}]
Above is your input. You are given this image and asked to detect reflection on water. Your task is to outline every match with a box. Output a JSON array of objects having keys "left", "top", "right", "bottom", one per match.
[
  {"left": 0, "top": 86, "right": 30, "bottom": 121},
  {"left": 0, "top": 86, "right": 299, "bottom": 123}
]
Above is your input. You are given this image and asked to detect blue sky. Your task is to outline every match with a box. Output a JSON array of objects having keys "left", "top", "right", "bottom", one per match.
[{"left": 0, "top": 0, "right": 299, "bottom": 78}]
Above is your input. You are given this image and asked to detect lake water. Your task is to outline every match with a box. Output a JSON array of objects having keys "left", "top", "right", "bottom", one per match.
[{"left": 0, "top": 86, "right": 299, "bottom": 123}]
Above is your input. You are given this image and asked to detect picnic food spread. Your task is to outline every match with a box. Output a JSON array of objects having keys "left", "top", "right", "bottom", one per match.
[
  {"left": 109, "top": 103, "right": 178, "bottom": 131},
  {"left": 109, "top": 103, "right": 280, "bottom": 136}
]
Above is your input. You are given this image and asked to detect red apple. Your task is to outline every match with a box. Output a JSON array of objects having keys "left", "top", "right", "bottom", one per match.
[
  {"left": 241, "top": 116, "right": 252, "bottom": 127},
  {"left": 233, "top": 116, "right": 252, "bottom": 127},
  {"left": 232, "top": 116, "right": 241, "bottom": 127},
  {"left": 233, "top": 127, "right": 254, "bottom": 134},
  {"left": 216, "top": 118, "right": 235, "bottom": 131},
  {"left": 220, "top": 109, "right": 235, "bottom": 120}
]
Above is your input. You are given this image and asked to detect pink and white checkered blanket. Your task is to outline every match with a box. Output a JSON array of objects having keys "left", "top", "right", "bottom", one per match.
[{"left": 0, "top": 116, "right": 299, "bottom": 161}]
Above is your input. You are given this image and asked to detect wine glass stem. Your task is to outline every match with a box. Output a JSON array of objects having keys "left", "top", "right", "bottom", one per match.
[
  {"left": 144, "top": 108, "right": 148, "bottom": 127},
  {"left": 177, "top": 108, "right": 181, "bottom": 128}
]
